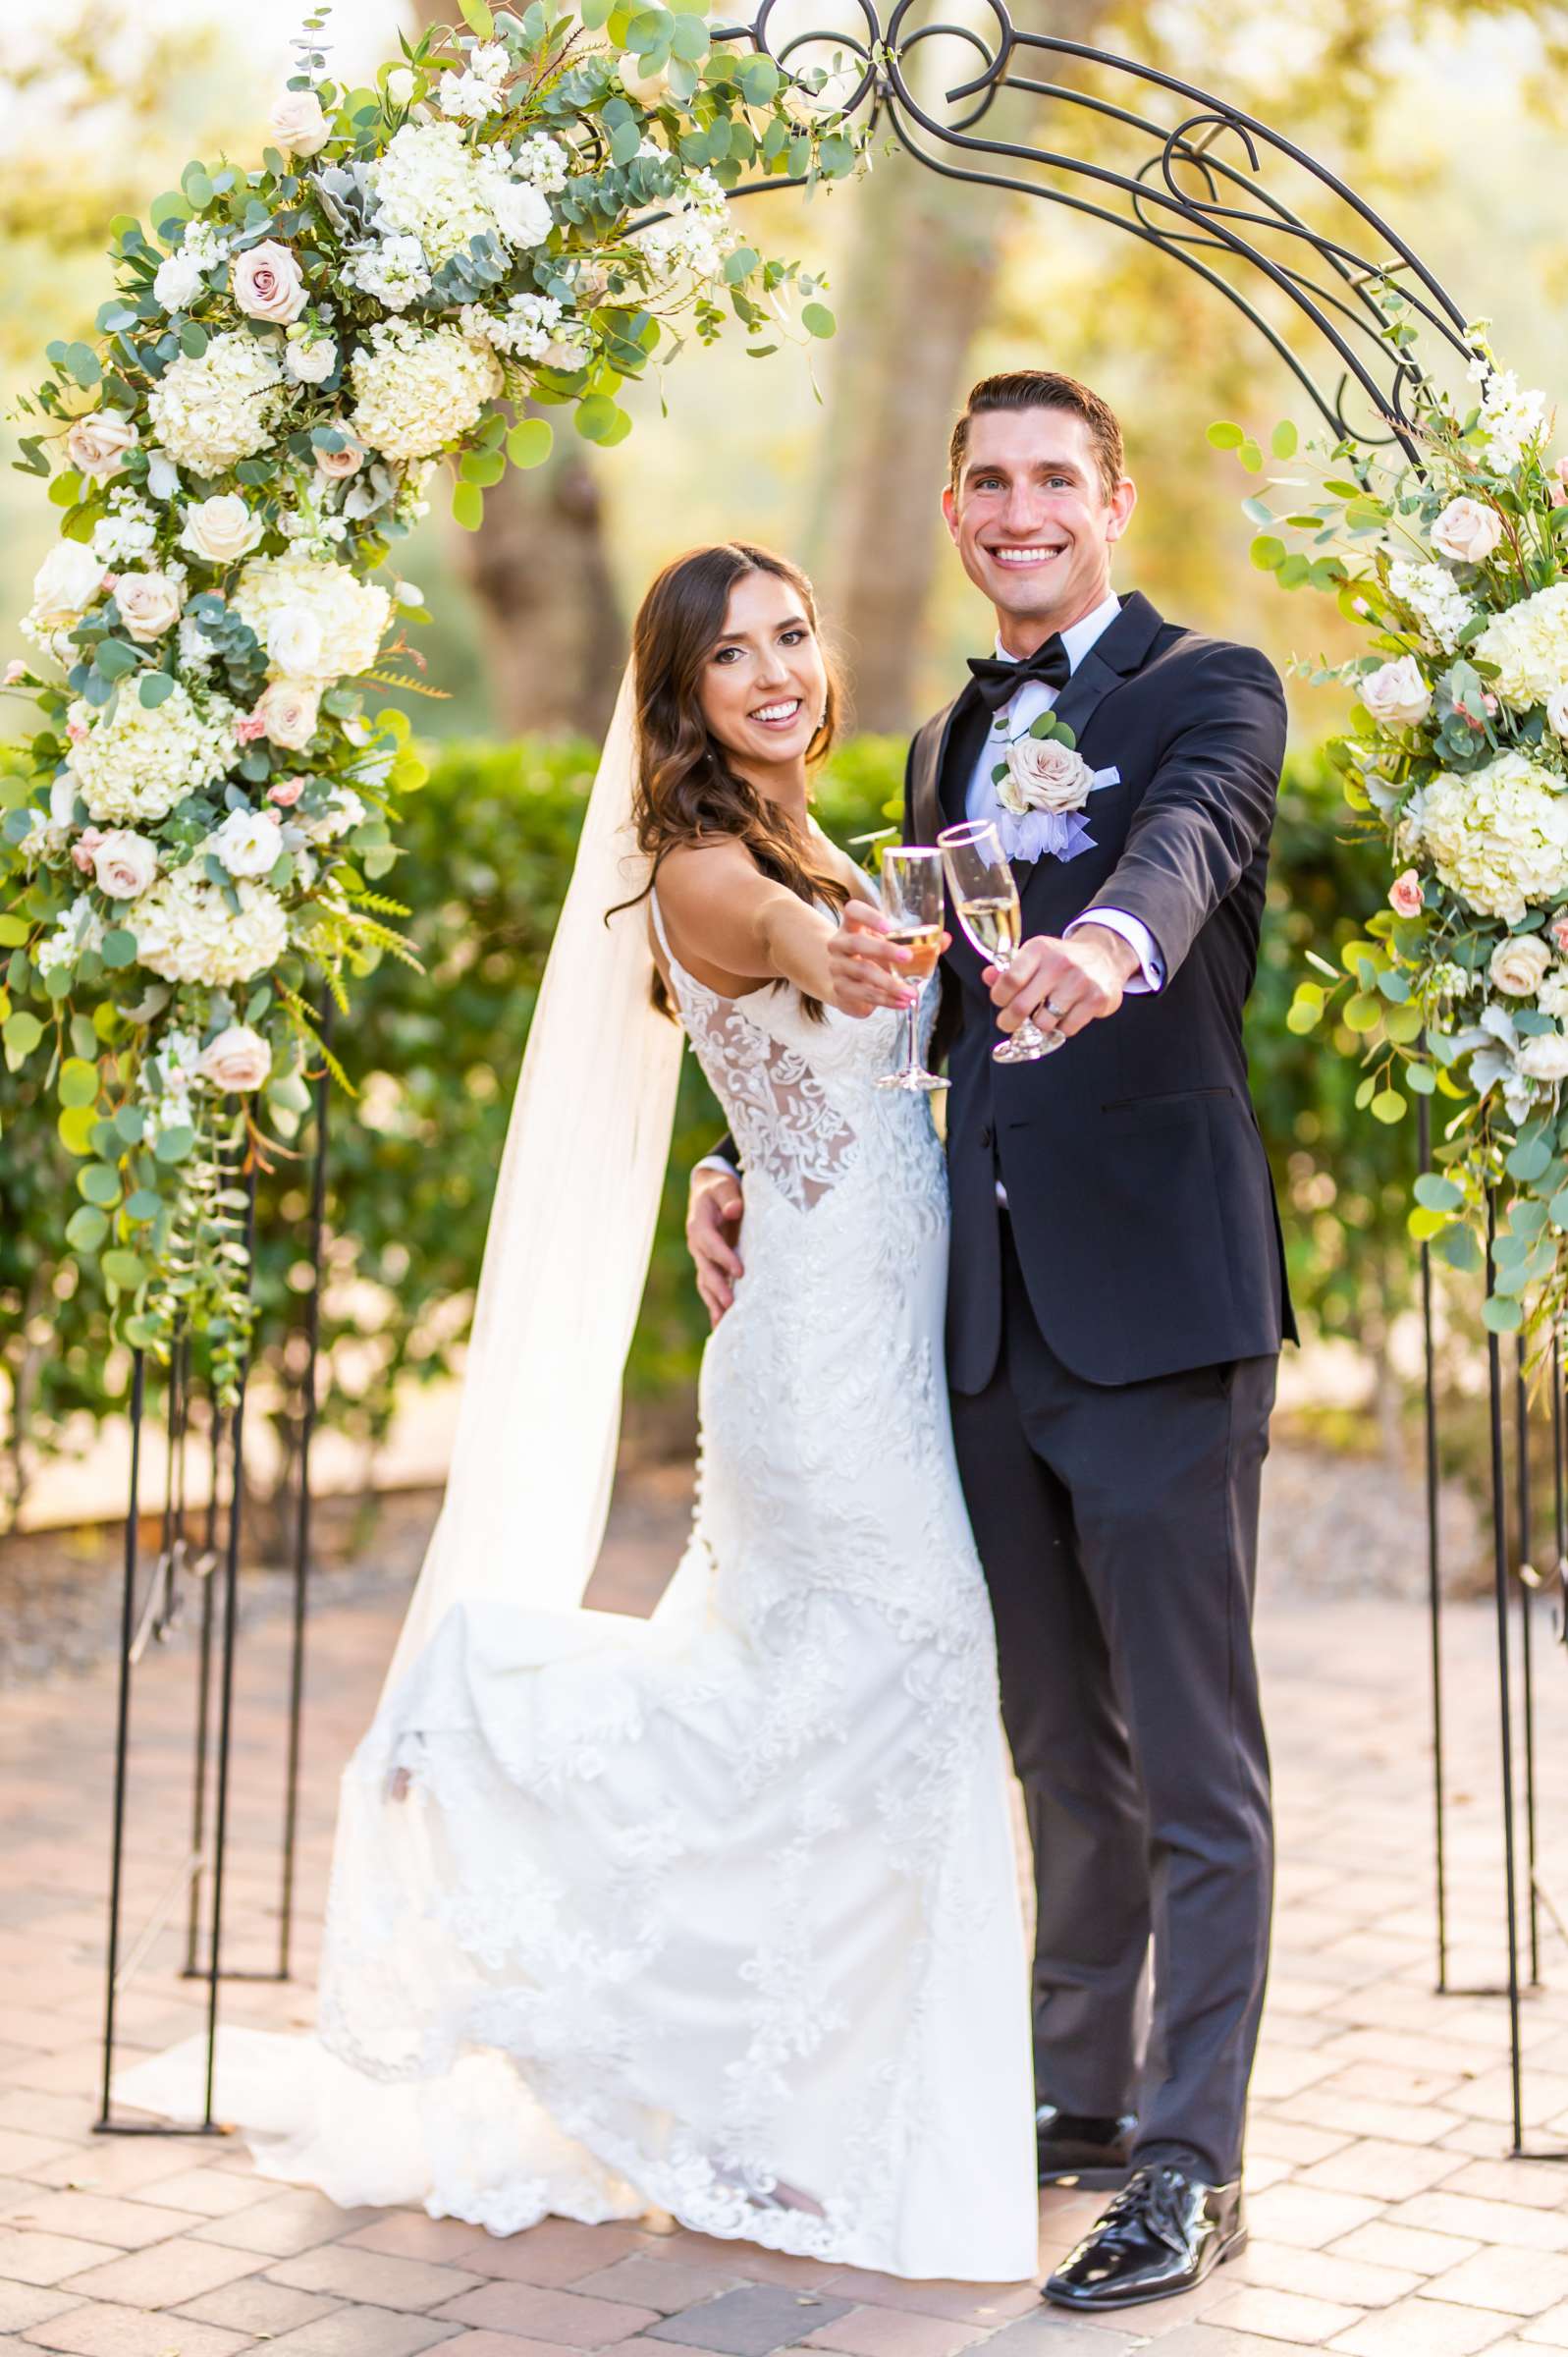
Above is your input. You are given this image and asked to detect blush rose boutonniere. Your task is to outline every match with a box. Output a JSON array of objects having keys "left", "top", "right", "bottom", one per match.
[{"left": 998, "top": 732, "right": 1096, "bottom": 817}]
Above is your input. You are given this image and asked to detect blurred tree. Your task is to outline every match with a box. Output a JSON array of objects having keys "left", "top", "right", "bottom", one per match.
[
  {"left": 809, "top": 0, "right": 1116, "bottom": 728},
  {"left": 410, "top": 0, "right": 625, "bottom": 738}
]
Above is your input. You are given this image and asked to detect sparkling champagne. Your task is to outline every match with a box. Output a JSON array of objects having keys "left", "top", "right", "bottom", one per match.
[
  {"left": 885, "top": 922, "right": 943, "bottom": 982},
  {"left": 956, "top": 894, "right": 1022, "bottom": 964}
]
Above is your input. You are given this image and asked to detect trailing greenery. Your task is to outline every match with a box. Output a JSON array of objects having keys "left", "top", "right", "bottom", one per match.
[{"left": 0, "top": 728, "right": 1401, "bottom": 1527}]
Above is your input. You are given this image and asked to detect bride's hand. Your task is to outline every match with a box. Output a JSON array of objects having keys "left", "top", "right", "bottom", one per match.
[{"left": 828, "top": 902, "right": 947, "bottom": 1018}]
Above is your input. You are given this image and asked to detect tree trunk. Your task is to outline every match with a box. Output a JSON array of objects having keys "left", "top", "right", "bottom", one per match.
[
  {"left": 808, "top": 0, "right": 1116, "bottom": 730},
  {"left": 411, "top": 0, "right": 624, "bottom": 739}
]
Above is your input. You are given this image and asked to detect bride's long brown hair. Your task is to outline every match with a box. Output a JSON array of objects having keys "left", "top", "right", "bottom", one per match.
[{"left": 616, "top": 542, "right": 848, "bottom": 1018}]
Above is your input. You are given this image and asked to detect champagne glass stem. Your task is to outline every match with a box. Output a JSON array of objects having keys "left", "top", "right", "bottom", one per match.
[{"left": 903, "top": 987, "right": 920, "bottom": 1075}]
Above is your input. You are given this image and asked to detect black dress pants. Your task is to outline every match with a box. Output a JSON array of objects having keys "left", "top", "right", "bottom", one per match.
[{"left": 949, "top": 1217, "right": 1276, "bottom": 2185}]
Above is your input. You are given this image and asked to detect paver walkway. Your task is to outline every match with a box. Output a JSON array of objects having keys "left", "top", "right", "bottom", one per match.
[{"left": 2, "top": 1503, "right": 1567, "bottom": 2355}]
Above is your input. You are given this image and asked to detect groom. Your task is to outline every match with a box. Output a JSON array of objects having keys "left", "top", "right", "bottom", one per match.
[{"left": 688, "top": 369, "right": 1293, "bottom": 2313}]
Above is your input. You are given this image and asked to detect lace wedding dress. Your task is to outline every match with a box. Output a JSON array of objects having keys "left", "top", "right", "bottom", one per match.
[{"left": 119, "top": 895, "right": 1038, "bottom": 2285}]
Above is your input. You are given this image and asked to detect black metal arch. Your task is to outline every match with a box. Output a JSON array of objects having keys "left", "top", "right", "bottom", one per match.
[{"left": 713, "top": 0, "right": 1475, "bottom": 457}]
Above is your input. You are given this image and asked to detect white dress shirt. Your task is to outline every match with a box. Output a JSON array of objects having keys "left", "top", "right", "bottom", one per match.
[{"left": 965, "top": 589, "right": 1163, "bottom": 992}]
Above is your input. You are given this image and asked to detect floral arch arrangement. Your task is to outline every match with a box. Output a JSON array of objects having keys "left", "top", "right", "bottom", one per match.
[
  {"left": 1224, "top": 301, "right": 1568, "bottom": 1340},
  {"left": 0, "top": 0, "right": 855, "bottom": 1396}
]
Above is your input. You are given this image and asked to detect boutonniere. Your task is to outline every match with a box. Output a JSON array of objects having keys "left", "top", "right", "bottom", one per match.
[
  {"left": 995, "top": 710, "right": 1096, "bottom": 817},
  {"left": 988, "top": 711, "right": 1120, "bottom": 864}
]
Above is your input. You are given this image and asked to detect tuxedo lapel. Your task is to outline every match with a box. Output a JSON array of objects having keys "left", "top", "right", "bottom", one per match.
[
  {"left": 908, "top": 685, "right": 989, "bottom": 846},
  {"left": 1048, "top": 589, "right": 1163, "bottom": 748}
]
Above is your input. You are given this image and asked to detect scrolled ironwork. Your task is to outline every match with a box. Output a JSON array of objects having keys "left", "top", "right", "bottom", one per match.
[{"left": 712, "top": 0, "right": 1475, "bottom": 458}]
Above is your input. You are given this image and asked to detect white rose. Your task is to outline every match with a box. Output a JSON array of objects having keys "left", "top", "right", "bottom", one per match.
[
  {"left": 153, "top": 249, "right": 209, "bottom": 312},
  {"left": 196, "top": 1022, "right": 273, "bottom": 1091},
  {"left": 1519, "top": 1033, "right": 1568, "bottom": 1083},
  {"left": 145, "top": 448, "right": 181, "bottom": 502},
  {"left": 254, "top": 679, "right": 320, "bottom": 749},
  {"left": 114, "top": 572, "right": 183, "bottom": 643},
  {"left": 31, "top": 538, "right": 107, "bottom": 627},
  {"left": 1359, "top": 655, "right": 1433, "bottom": 731},
  {"left": 180, "top": 492, "right": 263, "bottom": 566},
  {"left": 1489, "top": 934, "right": 1553, "bottom": 996},
  {"left": 1432, "top": 496, "right": 1503, "bottom": 566},
  {"left": 386, "top": 66, "right": 416, "bottom": 106},
  {"left": 67, "top": 412, "right": 138, "bottom": 479},
  {"left": 1546, "top": 685, "right": 1568, "bottom": 741},
  {"left": 207, "top": 807, "right": 284, "bottom": 879},
  {"left": 232, "top": 240, "right": 309, "bottom": 325},
  {"left": 267, "top": 607, "right": 326, "bottom": 678},
  {"left": 90, "top": 828, "right": 160, "bottom": 899},
  {"left": 269, "top": 88, "right": 331, "bottom": 156},
  {"left": 487, "top": 176, "right": 554, "bottom": 250},
  {"left": 1002, "top": 735, "right": 1094, "bottom": 814},
  {"left": 284, "top": 334, "right": 338, "bottom": 386}
]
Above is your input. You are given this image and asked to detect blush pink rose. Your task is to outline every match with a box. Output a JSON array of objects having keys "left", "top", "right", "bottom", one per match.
[
  {"left": 71, "top": 826, "right": 105, "bottom": 873},
  {"left": 1389, "top": 869, "right": 1424, "bottom": 918},
  {"left": 1550, "top": 460, "right": 1568, "bottom": 510},
  {"left": 1549, "top": 909, "right": 1568, "bottom": 958},
  {"left": 232, "top": 240, "right": 309, "bottom": 326},
  {"left": 267, "top": 776, "right": 304, "bottom": 806},
  {"left": 66, "top": 412, "right": 138, "bottom": 479},
  {"left": 234, "top": 713, "right": 268, "bottom": 743},
  {"left": 4, "top": 659, "right": 27, "bottom": 686}
]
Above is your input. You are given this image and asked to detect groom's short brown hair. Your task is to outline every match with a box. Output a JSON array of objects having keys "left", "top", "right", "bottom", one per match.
[{"left": 949, "top": 371, "right": 1125, "bottom": 503}]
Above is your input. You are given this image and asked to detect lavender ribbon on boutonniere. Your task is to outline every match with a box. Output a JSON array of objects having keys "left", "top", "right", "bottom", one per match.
[{"left": 984, "top": 708, "right": 1120, "bottom": 865}]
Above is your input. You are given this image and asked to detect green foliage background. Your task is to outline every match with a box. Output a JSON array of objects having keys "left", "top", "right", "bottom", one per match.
[{"left": 1, "top": 728, "right": 1397, "bottom": 1523}]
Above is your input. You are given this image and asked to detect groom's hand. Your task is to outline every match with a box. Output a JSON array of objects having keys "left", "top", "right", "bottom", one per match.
[
  {"left": 688, "top": 1163, "right": 745, "bottom": 1326},
  {"left": 987, "top": 924, "right": 1140, "bottom": 1040}
]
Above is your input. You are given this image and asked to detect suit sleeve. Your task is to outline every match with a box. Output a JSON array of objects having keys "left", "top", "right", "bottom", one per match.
[{"left": 1081, "top": 640, "right": 1287, "bottom": 981}]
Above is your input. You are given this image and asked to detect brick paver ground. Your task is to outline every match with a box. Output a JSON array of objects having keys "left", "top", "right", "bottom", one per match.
[{"left": 3, "top": 1498, "right": 1567, "bottom": 2355}]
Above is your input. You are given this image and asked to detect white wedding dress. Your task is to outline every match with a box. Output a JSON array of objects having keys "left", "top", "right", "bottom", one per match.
[{"left": 120, "top": 893, "right": 1038, "bottom": 2284}]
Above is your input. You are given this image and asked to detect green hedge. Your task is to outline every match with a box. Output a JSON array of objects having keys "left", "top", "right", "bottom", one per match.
[{"left": 0, "top": 731, "right": 1398, "bottom": 1524}]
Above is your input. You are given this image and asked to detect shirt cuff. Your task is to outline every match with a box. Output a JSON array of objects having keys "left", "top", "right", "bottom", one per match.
[
  {"left": 1065, "top": 907, "right": 1164, "bottom": 995},
  {"left": 694, "top": 1152, "right": 739, "bottom": 1179}
]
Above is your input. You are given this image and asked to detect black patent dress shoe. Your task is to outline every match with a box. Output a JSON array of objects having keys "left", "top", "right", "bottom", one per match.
[
  {"left": 1043, "top": 2164, "right": 1246, "bottom": 2310},
  {"left": 1036, "top": 2104, "right": 1136, "bottom": 2188}
]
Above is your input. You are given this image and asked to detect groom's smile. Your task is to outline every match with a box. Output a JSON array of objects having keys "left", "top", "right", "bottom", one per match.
[{"left": 943, "top": 406, "right": 1137, "bottom": 657}]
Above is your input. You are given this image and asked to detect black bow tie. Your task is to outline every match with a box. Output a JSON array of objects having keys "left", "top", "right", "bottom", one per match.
[{"left": 966, "top": 633, "right": 1072, "bottom": 712}]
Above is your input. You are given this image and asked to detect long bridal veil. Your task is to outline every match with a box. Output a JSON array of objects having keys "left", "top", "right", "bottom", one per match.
[{"left": 115, "top": 667, "right": 686, "bottom": 2186}]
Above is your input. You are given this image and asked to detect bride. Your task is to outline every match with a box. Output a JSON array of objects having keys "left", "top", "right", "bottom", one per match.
[{"left": 121, "top": 542, "right": 1038, "bottom": 2285}]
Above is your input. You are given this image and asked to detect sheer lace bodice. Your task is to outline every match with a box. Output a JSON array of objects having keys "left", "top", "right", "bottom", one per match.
[{"left": 119, "top": 894, "right": 1037, "bottom": 2285}]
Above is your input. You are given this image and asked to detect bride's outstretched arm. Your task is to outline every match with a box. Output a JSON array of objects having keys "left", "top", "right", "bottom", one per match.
[{"left": 656, "top": 839, "right": 913, "bottom": 1013}]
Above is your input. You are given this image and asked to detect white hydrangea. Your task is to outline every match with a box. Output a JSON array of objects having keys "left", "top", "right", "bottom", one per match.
[
  {"left": 460, "top": 291, "right": 562, "bottom": 359},
  {"left": 91, "top": 492, "right": 160, "bottom": 569},
  {"left": 70, "top": 684, "right": 238, "bottom": 825},
  {"left": 346, "top": 233, "right": 433, "bottom": 311},
  {"left": 129, "top": 865, "right": 289, "bottom": 985},
  {"left": 437, "top": 40, "right": 512, "bottom": 120},
  {"left": 368, "top": 121, "right": 503, "bottom": 261},
  {"left": 36, "top": 894, "right": 106, "bottom": 980},
  {"left": 1472, "top": 583, "right": 1568, "bottom": 710},
  {"left": 511, "top": 132, "right": 569, "bottom": 192},
  {"left": 349, "top": 317, "right": 503, "bottom": 462},
  {"left": 231, "top": 552, "right": 392, "bottom": 687},
  {"left": 146, "top": 331, "right": 285, "bottom": 476},
  {"left": 1416, "top": 751, "right": 1568, "bottom": 924},
  {"left": 1388, "top": 559, "right": 1476, "bottom": 656},
  {"left": 634, "top": 167, "right": 737, "bottom": 287}
]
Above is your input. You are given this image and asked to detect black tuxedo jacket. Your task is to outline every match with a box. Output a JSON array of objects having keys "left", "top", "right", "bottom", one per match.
[{"left": 913, "top": 589, "right": 1297, "bottom": 1393}]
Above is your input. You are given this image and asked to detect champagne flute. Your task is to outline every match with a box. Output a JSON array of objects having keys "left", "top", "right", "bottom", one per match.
[
  {"left": 937, "top": 819, "right": 1061, "bottom": 1064},
  {"left": 873, "top": 847, "right": 950, "bottom": 1094}
]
